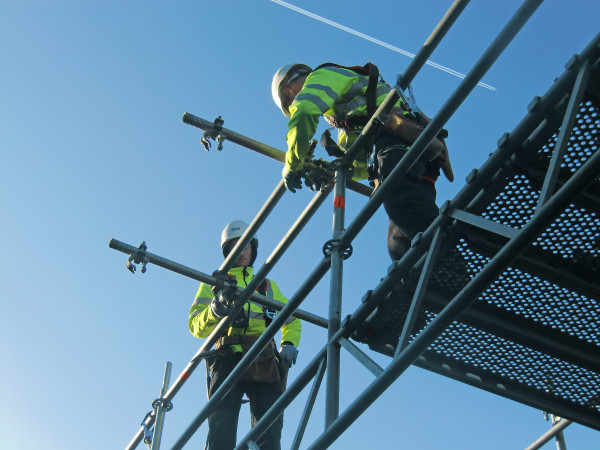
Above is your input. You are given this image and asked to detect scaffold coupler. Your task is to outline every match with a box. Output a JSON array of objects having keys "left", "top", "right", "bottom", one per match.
[
  {"left": 201, "top": 116, "right": 226, "bottom": 151},
  {"left": 126, "top": 241, "right": 149, "bottom": 274},
  {"left": 140, "top": 397, "right": 173, "bottom": 449}
]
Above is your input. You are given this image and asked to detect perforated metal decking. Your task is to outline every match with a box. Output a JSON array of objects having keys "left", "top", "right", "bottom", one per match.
[{"left": 352, "top": 37, "right": 600, "bottom": 431}]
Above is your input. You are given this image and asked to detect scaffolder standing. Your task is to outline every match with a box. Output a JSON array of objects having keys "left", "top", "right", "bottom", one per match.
[{"left": 189, "top": 220, "right": 301, "bottom": 450}]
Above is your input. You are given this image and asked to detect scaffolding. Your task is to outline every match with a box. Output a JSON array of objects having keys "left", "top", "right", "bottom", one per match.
[{"left": 109, "top": 0, "right": 600, "bottom": 448}]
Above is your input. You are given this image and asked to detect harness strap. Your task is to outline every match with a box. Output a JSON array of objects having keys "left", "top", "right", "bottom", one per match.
[
  {"left": 365, "top": 62, "right": 379, "bottom": 119},
  {"left": 215, "top": 335, "right": 277, "bottom": 357},
  {"left": 257, "top": 279, "right": 277, "bottom": 327},
  {"left": 315, "top": 62, "right": 380, "bottom": 131},
  {"left": 216, "top": 334, "right": 260, "bottom": 348}
]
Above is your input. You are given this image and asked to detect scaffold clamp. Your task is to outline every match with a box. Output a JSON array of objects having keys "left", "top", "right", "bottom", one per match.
[
  {"left": 141, "top": 410, "right": 154, "bottom": 447},
  {"left": 201, "top": 116, "right": 226, "bottom": 151},
  {"left": 305, "top": 157, "right": 335, "bottom": 192},
  {"left": 322, "top": 239, "right": 353, "bottom": 259},
  {"left": 211, "top": 270, "right": 238, "bottom": 294},
  {"left": 126, "top": 241, "right": 149, "bottom": 274}
]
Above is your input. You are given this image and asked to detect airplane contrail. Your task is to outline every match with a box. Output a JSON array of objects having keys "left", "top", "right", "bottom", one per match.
[{"left": 269, "top": 0, "right": 496, "bottom": 91}]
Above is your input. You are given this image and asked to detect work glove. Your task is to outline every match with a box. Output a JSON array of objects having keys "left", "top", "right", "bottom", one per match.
[
  {"left": 279, "top": 344, "right": 299, "bottom": 368},
  {"left": 210, "top": 290, "right": 233, "bottom": 319},
  {"left": 282, "top": 166, "right": 306, "bottom": 193},
  {"left": 210, "top": 273, "right": 237, "bottom": 297}
]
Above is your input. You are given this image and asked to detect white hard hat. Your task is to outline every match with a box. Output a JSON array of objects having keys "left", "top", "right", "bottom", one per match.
[
  {"left": 221, "top": 220, "right": 258, "bottom": 265},
  {"left": 271, "top": 63, "right": 312, "bottom": 118}
]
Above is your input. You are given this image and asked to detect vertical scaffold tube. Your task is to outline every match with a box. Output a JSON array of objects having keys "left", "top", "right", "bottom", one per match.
[
  {"left": 325, "top": 164, "right": 347, "bottom": 426},
  {"left": 151, "top": 362, "right": 172, "bottom": 450}
]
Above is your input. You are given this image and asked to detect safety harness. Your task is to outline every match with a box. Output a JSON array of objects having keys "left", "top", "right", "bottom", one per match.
[
  {"left": 314, "top": 62, "right": 381, "bottom": 131},
  {"left": 315, "top": 62, "right": 449, "bottom": 185},
  {"left": 257, "top": 278, "right": 277, "bottom": 327},
  {"left": 314, "top": 62, "right": 384, "bottom": 182}
]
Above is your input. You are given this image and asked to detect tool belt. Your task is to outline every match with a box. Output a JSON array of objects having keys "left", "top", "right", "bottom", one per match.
[
  {"left": 334, "top": 107, "right": 447, "bottom": 185},
  {"left": 215, "top": 335, "right": 281, "bottom": 383}
]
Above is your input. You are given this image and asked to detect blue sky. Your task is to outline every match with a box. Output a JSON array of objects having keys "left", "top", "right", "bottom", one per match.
[{"left": 1, "top": 1, "right": 599, "bottom": 449}]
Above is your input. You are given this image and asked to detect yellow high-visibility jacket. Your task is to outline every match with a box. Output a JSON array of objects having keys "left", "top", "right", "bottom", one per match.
[
  {"left": 285, "top": 64, "right": 401, "bottom": 179},
  {"left": 189, "top": 266, "right": 301, "bottom": 352}
]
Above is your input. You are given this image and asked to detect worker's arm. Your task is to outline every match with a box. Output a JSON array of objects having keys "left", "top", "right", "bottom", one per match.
[
  {"left": 189, "top": 283, "right": 221, "bottom": 338},
  {"left": 285, "top": 69, "right": 356, "bottom": 172},
  {"left": 268, "top": 280, "right": 301, "bottom": 348},
  {"left": 285, "top": 109, "right": 321, "bottom": 172}
]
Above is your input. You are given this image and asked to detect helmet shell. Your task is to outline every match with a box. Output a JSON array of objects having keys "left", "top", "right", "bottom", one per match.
[
  {"left": 221, "top": 220, "right": 259, "bottom": 266},
  {"left": 271, "top": 63, "right": 312, "bottom": 117}
]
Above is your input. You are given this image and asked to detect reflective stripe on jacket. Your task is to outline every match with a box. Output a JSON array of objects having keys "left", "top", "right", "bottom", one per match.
[
  {"left": 189, "top": 266, "right": 301, "bottom": 351},
  {"left": 285, "top": 65, "right": 400, "bottom": 178}
]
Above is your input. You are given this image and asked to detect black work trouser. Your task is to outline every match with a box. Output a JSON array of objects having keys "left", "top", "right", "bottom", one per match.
[
  {"left": 376, "top": 135, "right": 439, "bottom": 261},
  {"left": 205, "top": 353, "right": 284, "bottom": 450}
]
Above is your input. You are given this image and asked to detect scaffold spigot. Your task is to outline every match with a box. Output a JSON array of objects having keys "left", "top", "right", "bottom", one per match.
[{"left": 201, "top": 116, "right": 226, "bottom": 151}]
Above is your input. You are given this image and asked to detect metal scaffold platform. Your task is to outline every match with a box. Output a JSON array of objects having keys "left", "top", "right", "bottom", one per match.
[
  {"left": 352, "top": 52, "right": 600, "bottom": 429},
  {"left": 109, "top": 0, "right": 600, "bottom": 448}
]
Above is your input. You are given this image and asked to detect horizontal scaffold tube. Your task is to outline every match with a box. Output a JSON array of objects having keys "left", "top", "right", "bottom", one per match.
[
  {"left": 182, "top": 112, "right": 373, "bottom": 197},
  {"left": 108, "top": 239, "right": 327, "bottom": 328}
]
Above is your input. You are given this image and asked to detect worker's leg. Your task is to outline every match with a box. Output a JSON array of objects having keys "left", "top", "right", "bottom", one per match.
[
  {"left": 246, "top": 380, "right": 284, "bottom": 450},
  {"left": 206, "top": 355, "right": 245, "bottom": 450},
  {"left": 387, "top": 219, "right": 411, "bottom": 260},
  {"left": 376, "top": 140, "right": 439, "bottom": 245},
  {"left": 387, "top": 175, "right": 438, "bottom": 260}
]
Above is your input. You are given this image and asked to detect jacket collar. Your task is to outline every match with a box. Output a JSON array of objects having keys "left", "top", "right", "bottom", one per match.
[{"left": 229, "top": 266, "right": 253, "bottom": 280}]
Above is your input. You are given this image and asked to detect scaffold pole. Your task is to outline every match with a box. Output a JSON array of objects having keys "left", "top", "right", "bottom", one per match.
[
  {"left": 524, "top": 418, "right": 572, "bottom": 450},
  {"left": 325, "top": 162, "right": 348, "bottom": 426},
  {"left": 182, "top": 112, "right": 372, "bottom": 197},
  {"left": 150, "top": 362, "right": 172, "bottom": 450}
]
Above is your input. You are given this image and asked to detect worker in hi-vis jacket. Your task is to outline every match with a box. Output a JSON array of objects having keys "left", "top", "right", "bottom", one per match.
[
  {"left": 189, "top": 220, "right": 301, "bottom": 450},
  {"left": 272, "top": 63, "right": 454, "bottom": 261}
]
